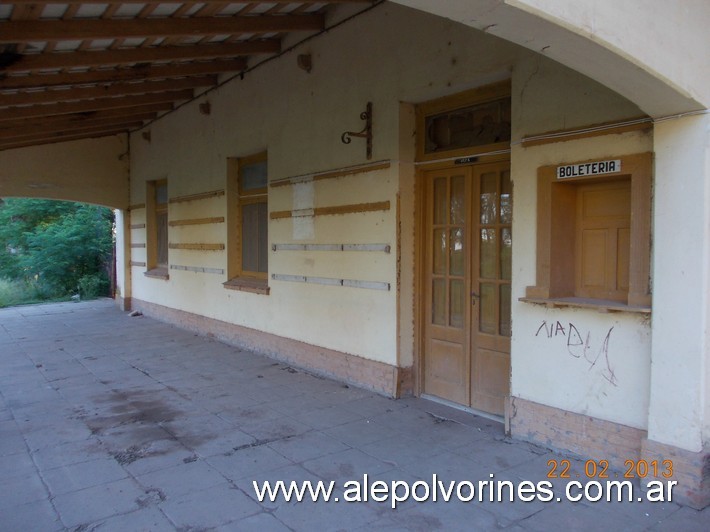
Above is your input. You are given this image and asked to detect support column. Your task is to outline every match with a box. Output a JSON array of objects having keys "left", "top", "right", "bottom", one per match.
[
  {"left": 114, "top": 209, "right": 132, "bottom": 311},
  {"left": 644, "top": 112, "right": 710, "bottom": 508}
]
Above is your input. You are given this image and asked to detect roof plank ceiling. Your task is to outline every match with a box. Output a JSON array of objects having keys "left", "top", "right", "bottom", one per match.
[{"left": 0, "top": 1, "right": 372, "bottom": 151}]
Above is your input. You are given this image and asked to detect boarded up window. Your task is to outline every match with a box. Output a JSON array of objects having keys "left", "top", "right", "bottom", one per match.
[
  {"left": 241, "top": 202, "right": 268, "bottom": 274},
  {"left": 575, "top": 179, "right": 631, "bottom": 302},
  {"left": 156, "top": 211, "right": 168, "bottom": 267},
  {"left": 155, "top": 182, "right": 168, "bottom": 268},
  {"left": 236, "top": 153, "right": 268, "bottom": 279}
]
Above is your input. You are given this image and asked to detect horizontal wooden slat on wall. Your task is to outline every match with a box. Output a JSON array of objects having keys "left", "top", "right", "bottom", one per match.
[
  {"left": 128, "top": 204, "right": 145, "bottom": 211},
  {"left": 130, "top": 223, "right": 145, "bottom": 229},
  {"left": 130, "top": 261, "right": 146, "bottom": 267},
  {"left": 168, "top": 243, "right": 225, "bottom": 251},
  {"left": 272, "top": 273, "right": 390, "bottom": 291},
  {"left": 170, "top": 264, "right": 225, "bottom": 275},
  {"left": 272, "top": 243, "right": 391, "bottom": 253},
  {"left": 270, "top": 201, "right": 390, "bottom": 220},
  {"left": 270, "top": 160, "right": 391, "bottom": 188},
  {"left": 168, "top": 217, "right": 225, "bottom": 227},
  {"left": 130, "top": 243, "right": 146, "bottom": 248},
  {"left": 168, "top": 190, "right": 224, "bottom": 204}
]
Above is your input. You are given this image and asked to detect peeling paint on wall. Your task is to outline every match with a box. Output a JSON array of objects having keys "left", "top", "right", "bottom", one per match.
[{"left": 292, "top": 181, "right": 315, "bottom": 240}]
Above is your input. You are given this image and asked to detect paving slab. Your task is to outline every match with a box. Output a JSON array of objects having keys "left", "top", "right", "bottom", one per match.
[
  {"left": 0, "top": 299, "right": 708, "bottom": 531},
  {"left": 141, "top": 458, "right": 226, "bottom": 496},
  {"left": 0, "top": 498, "right": 64, "bottom": 532},
  {"left": 159, "top": 482, "right": 261, "bottom": 529},
  {"left": 266, "top": 430, "right": 350, "bottom": 463},
  {"left": 41, "top": 457, "right": 130, "bottom": 496}
]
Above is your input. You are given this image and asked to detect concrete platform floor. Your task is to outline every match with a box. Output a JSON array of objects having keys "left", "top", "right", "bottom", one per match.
[{"left": 0, "top": 299, "right": 707, "bottom": 531}]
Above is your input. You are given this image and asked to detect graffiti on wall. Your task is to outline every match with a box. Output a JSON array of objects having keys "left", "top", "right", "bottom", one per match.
[{"left": 535, "top": 320, "right": 617, "bottom": 386}]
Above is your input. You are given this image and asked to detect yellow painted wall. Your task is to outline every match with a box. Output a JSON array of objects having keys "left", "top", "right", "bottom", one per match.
[
  {"left": 129, "top": 3, "right": 522, "bottom": 365},
  {"left": 127, "top": 3, "right": 653, "bottom": 432}
]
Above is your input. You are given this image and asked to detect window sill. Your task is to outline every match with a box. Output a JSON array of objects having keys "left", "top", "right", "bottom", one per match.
[
  {"left": 223, "top": 277, "right": 270, "bottom": 295},
  {"left": 144, "top": 267, "right": 169, "bottom": 280},
  {"left": 519, "top": 297, "right": 651, "bottom": 314}
]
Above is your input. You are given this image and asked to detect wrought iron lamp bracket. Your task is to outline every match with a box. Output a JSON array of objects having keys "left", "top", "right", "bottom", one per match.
[{"left": 341, "top": 102, "right": 372, "bottom": 160}]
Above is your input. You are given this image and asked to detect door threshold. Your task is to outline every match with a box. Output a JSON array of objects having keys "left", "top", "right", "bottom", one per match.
[{"left": 420, "top": 394, "right": 504, "bottom": 425}]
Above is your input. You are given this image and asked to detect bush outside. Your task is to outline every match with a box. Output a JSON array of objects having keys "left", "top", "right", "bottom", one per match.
[{"left": 0, "top": 198, "right": 114, "bottom": 308}]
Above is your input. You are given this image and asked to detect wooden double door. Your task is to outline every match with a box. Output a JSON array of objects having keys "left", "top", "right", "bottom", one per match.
[{"left": 422, "top": 160, "right": 512, "bottom": 416}]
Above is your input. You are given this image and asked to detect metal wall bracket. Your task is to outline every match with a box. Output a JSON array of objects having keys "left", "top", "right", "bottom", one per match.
[{"left": 341, "top": 102, "right": 372, "bottom": 160}]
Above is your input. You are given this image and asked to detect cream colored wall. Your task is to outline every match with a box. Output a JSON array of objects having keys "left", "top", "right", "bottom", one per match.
[
  {"left": 396, "top": 0, "right": 710, "bottom": 463},
  {"left": 114, "top": 208, "right": 130, "bottom": 308},
  {"left": 129, "top": 2, "right": 656, "bottom": 433},
  {"left": 397, "top": 103, "right": 418, "bottom": 368},
  {"left": 510, "top": 55, "right": 653, "bottom": 430},
  {"left": 129, "top": 3, "right": 521, "bottom": 365},
  {"left": 0, "top": 135, "right": 129, "bottom": 209},
  {"left": 648, "top": 113, "right": 710, "bottom": 451}
]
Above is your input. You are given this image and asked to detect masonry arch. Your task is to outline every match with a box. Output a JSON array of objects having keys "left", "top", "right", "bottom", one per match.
[
  {"left": 0, "top": 135, "right": 129, "bottom": 210},
  {"left": 393, "top": 0, "right": 709, "bottom": 117}
]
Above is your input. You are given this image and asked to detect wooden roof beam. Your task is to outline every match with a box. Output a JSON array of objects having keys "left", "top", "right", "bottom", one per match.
[
  {"left": 0, "top": 40, "right": 280, "bottom": 73},
  {"left": 0, "top": 105, "right": 169, "bottom": 131},
  {"left": 7, "top": 1, "right": 369, "bottom": 4},
  {"left": 0, "top": 89, "right": 192, "bottom": 121},
  {"left": 0, "top": 14, "right": 325, "bottom": 43},
  {"left": 0, "top": 113, "right": 158, "bottom": 133},
  {"left": 0, "top": 75, "right": 216, "bottom": 107},
  {"left": 0, "top": 128, "right": 130, "bottom": 152},
  {"left": 0, "top": 59, "right": 246, "bottom": 90},
  {"left": 0, "top": 116, "right": 149, "bottom": 140}
]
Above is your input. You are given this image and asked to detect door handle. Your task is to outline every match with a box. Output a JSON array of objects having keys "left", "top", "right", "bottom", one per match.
[{"left": 471, "top": 291, "right": 480, "bottom": 306}]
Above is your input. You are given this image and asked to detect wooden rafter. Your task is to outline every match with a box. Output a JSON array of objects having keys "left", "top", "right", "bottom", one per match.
[
  {"left": 8, "top": 0, "right": 43, "bottom": 55},
  {"left": 0, "top": 76, "right": 216, "bottom": 107},
  {"left": 0, "top": 14, "right": 325, "bottom": 43},
  {"left": 0, "top": 104, "right": 172, "bottom": 131},
  {"left": 6, "top": 1, "right": 369, "bottom": 4},
  {"left": 0, "top": 90, "right": 192, "bottom": 121},
  {"left": 0, "top": 129, "right": 130, "bottom": 151},
  {"left": 0, "top": 60, "right": 246, "bottom": 90},
  {"left": 0, "top": 117, "right": 148, "bottom": 140},
  {"left": 2, "top": 124, "right": 138, "bottom": 142},
  {"left": 0, "top": 40, "right": 279, "bottom": 72},
  {"left": 0, "top": 1, "right": 369, "bottom": 150}
]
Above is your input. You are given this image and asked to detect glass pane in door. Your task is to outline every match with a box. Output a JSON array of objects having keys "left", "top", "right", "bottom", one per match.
[
  {"left": 432, "top": 278, "right": 446, "bottom": 325},
  {"left": 434, "top": 178, "right": 447, "bottom": 225},
  {"left": 500, "top": 227, "right": 512, "bottom": 280},
  {"left": 480, "top": 228, "right": 497, "bottom": 279},
  {"left": 480, "top": 172, "right": 498, "bottom": 224},
  {"left": 433, "top": 229, "right": 446, "bottom": 275},
  {"left": 450, "top": 228, "right": 464, "bottom": 276},
  {"left": 479, "top": 282, "right": 497, "bottom": 334},
  {"left": 450, "top": 279, "right": 464, "bottom": 328},
  {"left": 450, "top": 176, "right": 465, "bottom": 224},
  {"left": 499, "top": 284, "right": 511, "bottom": 337}
]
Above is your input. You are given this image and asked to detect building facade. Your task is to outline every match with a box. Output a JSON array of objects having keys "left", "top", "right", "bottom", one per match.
[{"left": 1, "top": 0, "right": 708, "bottom": 509}]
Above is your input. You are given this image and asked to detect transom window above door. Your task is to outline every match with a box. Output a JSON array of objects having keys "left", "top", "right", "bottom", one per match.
[{"left": 416, "top": 81, "right": 511, "bottom": 162}]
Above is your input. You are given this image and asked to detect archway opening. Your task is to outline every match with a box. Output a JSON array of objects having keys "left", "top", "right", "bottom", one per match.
[{"left": 0, "top": 197, "right": 115, "bottom": 308}]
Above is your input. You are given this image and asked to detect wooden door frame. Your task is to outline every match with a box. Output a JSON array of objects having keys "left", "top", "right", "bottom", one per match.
[{"left": 413, "top": 152, "right": 511, "bottom": 402}]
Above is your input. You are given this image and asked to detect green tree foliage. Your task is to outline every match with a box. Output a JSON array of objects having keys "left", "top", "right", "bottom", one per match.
[{"left": 0, "top": 198, "right": 114, "bottom": 299}]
